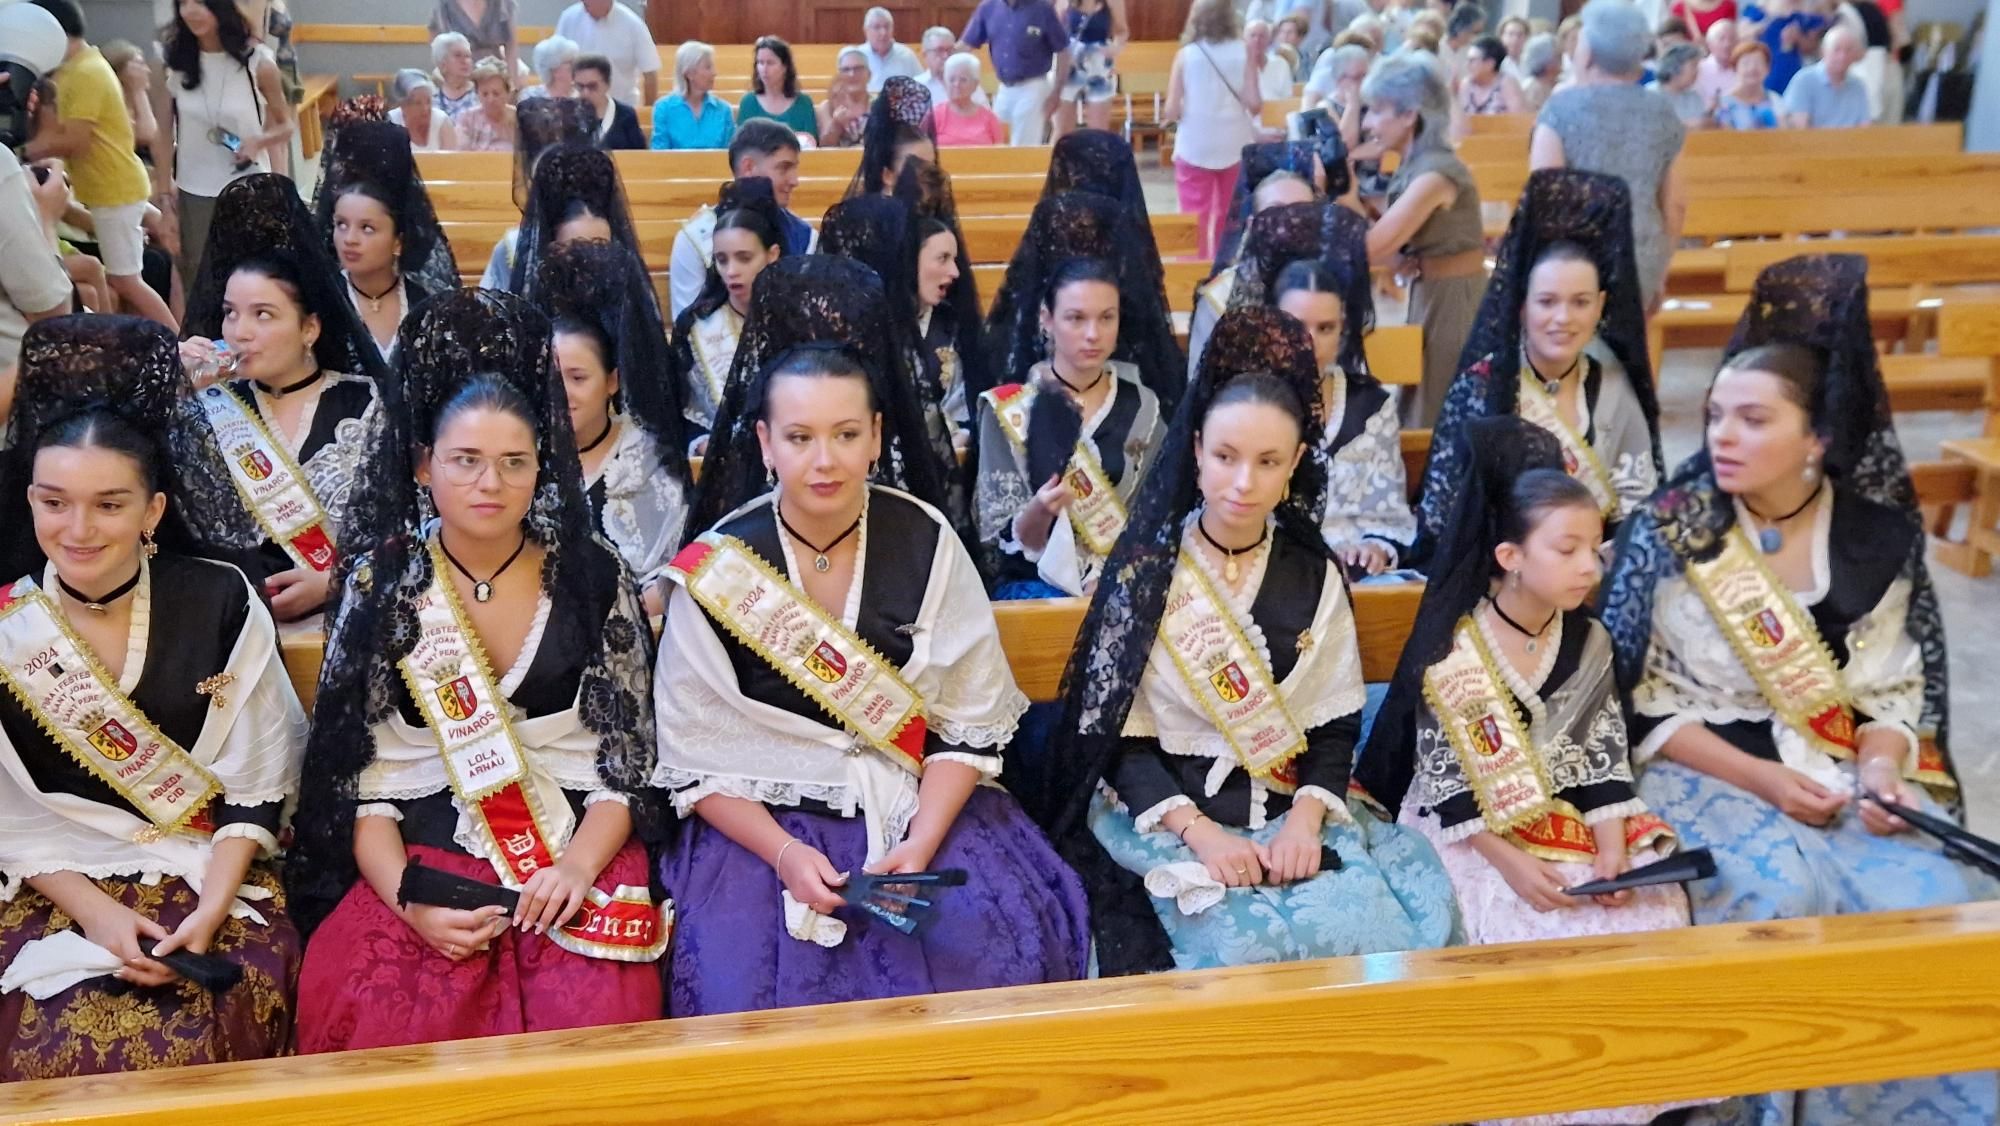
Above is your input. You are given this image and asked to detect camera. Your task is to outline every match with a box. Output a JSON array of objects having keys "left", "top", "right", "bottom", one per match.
[{"left": 0, "top": 4, "right": 69, "bottom": 153}]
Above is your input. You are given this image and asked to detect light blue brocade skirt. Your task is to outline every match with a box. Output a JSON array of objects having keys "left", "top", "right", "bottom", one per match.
[
  {"left": 1088, "top": 791, "right": 1462, "bottom": 970},
  {"left": 1641, "top": 760, "right": 2000, "bottom": 1126}
]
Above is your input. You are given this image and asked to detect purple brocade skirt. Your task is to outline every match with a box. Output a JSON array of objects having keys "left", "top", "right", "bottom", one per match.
[
  {"left": 294, "top": 842, "right": 664, "bottom": 1052},
  {"left": 0, "top": 866, "right": 299, "bottom": 1081},
  {"left": 664, "top": 787, "right": 1091, "bottom": 1016}
]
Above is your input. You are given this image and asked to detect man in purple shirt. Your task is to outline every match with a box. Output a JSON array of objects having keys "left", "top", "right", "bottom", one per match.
[{"left": 959, "top": 0, "right": 1070, "bottom": 145}]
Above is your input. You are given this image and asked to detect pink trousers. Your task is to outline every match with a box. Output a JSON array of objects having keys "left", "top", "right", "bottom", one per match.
[{"left": 1174, "top": 158, "right": 1241, "bottom": 260}]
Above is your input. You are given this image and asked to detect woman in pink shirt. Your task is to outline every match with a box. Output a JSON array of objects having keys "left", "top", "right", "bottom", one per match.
[{"left": 926, "top": 52, "right": 1006, "bottom": 146}]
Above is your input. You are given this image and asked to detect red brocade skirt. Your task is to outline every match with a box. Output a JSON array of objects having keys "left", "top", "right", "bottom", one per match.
[
  {"left": 294, "top": 841, "right": 663, "bottom": 1053},
  {"left": 0, "top": 866, "right": 299, "bottom": 1082}
]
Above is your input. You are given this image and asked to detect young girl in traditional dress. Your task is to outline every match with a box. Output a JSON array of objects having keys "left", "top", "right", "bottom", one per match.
[
  {"left": 654, "top": 255, "right": 1090, "bottom": 1016},
  {"left": 289, "top": 290, "right": 665, "bottom": 1051},
  {"left": 535, "top": 238, "right": 693, "bottom": 613},
  {"left": 1041, "top": 307, "right": 1458, "bottom": 976},
  {"left": 670, "top": 178, "right": 788, "bottom": 456},
  {"left": 1417, "top": 169, "right": 1663, "bottom": 561},
  {"left": 1360, "top": 416, "right": 1703, "bottom": 1126},
  {"left": 312, "top": 118, "right": 462, "bottom": 367},
  {"left": 177, "top": 174, "right": 392, "bottom": 624},
  {"left": 0, "top": 316, "right": 305, "bottom": 1079},
  {"left": 505, "top": 142, "right": 641, "bottom": 300},
  {"left": 1221, "top": 200, "right": 1415, "bottom": 574},
  {"left": 1601, "top": 255, "right": 1998, "bottom": 1125}
]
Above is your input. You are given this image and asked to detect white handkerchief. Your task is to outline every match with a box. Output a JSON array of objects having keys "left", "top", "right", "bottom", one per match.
[
  {"left": 0, "top": 931, "right": 123, "bottom": 999},
  {"left": 782, "top": 890, "right": 847, "bottom": 947},
  {"left": 1144, "top": 861, "right": 1228, "bottom": 916}
]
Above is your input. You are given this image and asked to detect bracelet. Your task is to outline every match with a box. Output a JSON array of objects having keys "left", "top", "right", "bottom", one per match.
[
  {"left": 1175, "top": 813, "right": 1210, "bottom": 842},
  {"left": 773, "top": 837, "right": 801, "bottom": 876}
]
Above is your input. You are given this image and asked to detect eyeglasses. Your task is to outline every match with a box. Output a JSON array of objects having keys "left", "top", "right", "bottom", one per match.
[{"left": 431, "top": 451, "right": 539, "bottom": 488}]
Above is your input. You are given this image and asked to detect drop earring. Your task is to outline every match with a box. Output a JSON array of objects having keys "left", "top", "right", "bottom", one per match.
[
  {"left": 141, "top": 528, "right": 159, "bottom": 559},
  {"left": 1802, "top": 451, "right": 1820, "bottom": 486},
  {"left": 765, "top": 463, "right": 776, "bottom": 488}
]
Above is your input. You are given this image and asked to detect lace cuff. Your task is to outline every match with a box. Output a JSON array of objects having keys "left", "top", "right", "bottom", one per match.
[
  {"left": 1633, "top": 711, "right": 1701, "bottom": 765},
  {"left": 1132, "top": 794, "right": 1197, "bottom": 835},
  {"left": 584, "top": 790, "right": 633, "bottom": 809},
  {"left": 211, "top": 823, "right": 280, "bottom": 857},
  {"left": 1581, "top": 797, "right": 1650, "bottom": 826},
  {"left": 926, "top": 750, "right": 1002, "bottom": 780},
  {"left": 354, "top": 803, "right": 404, "bottom": 822},
  {"left": 1292, "top": 785, "right": 1354, "bottom": 823}
]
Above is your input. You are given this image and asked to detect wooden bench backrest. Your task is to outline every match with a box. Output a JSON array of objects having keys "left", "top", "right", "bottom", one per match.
[
  {"left": 1723, "top": 233, "right": 2000, "bottom": 291},
  {"left": 1475, "top": 153, "right": 2000, "bottom": 216},
  {"left": 281, "top": 582, "right": 1425, "bottom": 712},
  {"left": 415, "top": 145, "right": 1056, "bottom": 184},
  {"left": 443, "top": 211, "right": 1203, "bottom": 272},
  {"left": 1454, "top": 121, "right": 1962, "bottom": 165},
  {"left": 7, "top": 901, "right": 1999, "bottom": 1124},
  {"left": 1681, "top": 187, "right": 2000, "bottom": 240},
  {"left": 426, "top": 173, "right": 1053, "bottom": 222},
  {"left": 1939, "top": 297, "right": 2000, "bottom": 359}
]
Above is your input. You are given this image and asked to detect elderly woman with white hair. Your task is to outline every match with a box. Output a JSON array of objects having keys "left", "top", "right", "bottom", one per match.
[
  {"left": 430, "top": 31, "right": 480, "bottom": 117},
  {"left": 652, "top": 40, "right": 736, "bottom": 149},
  {"left": 927, "top": 52, "right": 1007, "bottom": 145},
  {"left": 1531, "top": 0, "right": 1687, "bottom": 312},
  {"left": 428, "top": 0, "right": 516, "bottom": 80},
  {"left": 388, "top": 68, "right": 460, "bottom": 152},
  {"left": 819, "top": 47, "right": 874, "bottom": 147},
  {"left": 519, "top": 35, "right": 578, "bottom": 101},
  {"left": 1352, "top": 50, "right": 1485, "bottom": 428},
  {"left": 1516, "top": 32, "right": 1560, "bottom": 111}
]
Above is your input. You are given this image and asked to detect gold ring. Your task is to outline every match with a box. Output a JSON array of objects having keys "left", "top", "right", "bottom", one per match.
[{"left": 1233, "top": 866, "right": 1248, "bottom": 874}]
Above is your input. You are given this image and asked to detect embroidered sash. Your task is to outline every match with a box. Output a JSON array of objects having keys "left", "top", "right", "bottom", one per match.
[
  {"left": 1684, "top": 525, "right": 1860, "bottom": 762},
  {"left": 1200, "top": 269, "right": 1233, "bottom": 316},
  {"left": 397, "top": 546, "right": 668, "bottom": 962},
  {"left": 984, "top": 382, "right": 1130, "bottom": 556},
  {"left": 196, "top": 386, "right": 338, "bottom": 573},
  {"left": 1155, "top": 551, "right": 1307, "bottom": 790},
  {"left": 0, "top": 580, "right": 221, "bottom": 837},
  {"left": 1517, "top": 378, "right": 1617, "bottom": 519},
  {"left": 669, "top": 534, "right": 928, "bottom": 772},
  {"left": 1423, "top": 616, "right": 1672, "bottom": 861},
  {"left": 690, "top": 306, "right": 742, "bottom": 409}
]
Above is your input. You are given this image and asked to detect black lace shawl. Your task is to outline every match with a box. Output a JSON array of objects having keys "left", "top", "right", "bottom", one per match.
[
  {"left": 892, "top": 157, "right": 991, "bottom": 410},
  {"left": 682, "top": 255, "right": 955, "bottom": 540},
  {"left": 507, "top": 142, "right": 643, "bottom": 300},
  {"left": 512, "top": 96, "right": 601, "bottom": 212},
  {"left": 535, "top": 237, "right": 692, "bottom": 482},
  {"left": 0, "top": 315, "right": 267, "bottom": 580},
  {"left": 286, "top": 289, "right": 660, "bottom": 935},
  {"left": 1211, "top": 140, "right": 1318, "bottom": 276},
  {"left": 818, "top": 191, "right": 969, "bottom": 529},
  {"left": 1357, "top": 416, "right": 1566, "bottom": 814},
  {"left": 1043, "top": 129, "right": 1165, "bottom": 281},
  {"left": 846, "top": 75, "right": 934, "bottom": 200},
  {"left": 980, "top": 190, "right": 1185, "bottom": 411},
  {"left": 677, "top": 177, "right": 791, "bottom": 329},
  {"left": 1227, "top": 200, "right": 1381, "bottom": 388},
  {"left": 1039, "top": 307, "right": 1328, "bottom": 975},
  {"left": 311, "top": 119, "right": 460, "bottom": 299},
  {"left": 1597, "top": 253, "right": 1961, "bottom": 804},
  {"left": 1414, "top": 168, "right": 1661, "bottom": 565},
  {"left": 182, "top": 173, "right": 392, "bottom": 388}
]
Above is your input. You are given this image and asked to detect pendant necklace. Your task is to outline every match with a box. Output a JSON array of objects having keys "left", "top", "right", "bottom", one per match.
[
  {"left": 1487, "top": 594, "right": 1557, "bottom": 655},
  {"left": 1049, "top": 362, "right": 1108, "bottom": 396},
  {"left": 1743, "top": 482, "right": 1823, "bottom": 554},
  {"left": 778, "top": 504, "right": 863, "bottom": 573},
  {"left": 1523, "top": 351, "right": 1581, "bottom": 398},
  {"left": 440, "top": 532, "right": 529, "bottom": 603},
  {"left": 1196, "top": 514, "right": 1268, "bottom": 584},
  {"left": 58, "top": 567, "right": 143, "bottom": 615},
  {"left": 348, "top": 275, "right": 398, "bottom": 315},
  {"left": 578, "top": 415, "right": 615, "bottom": 454}
]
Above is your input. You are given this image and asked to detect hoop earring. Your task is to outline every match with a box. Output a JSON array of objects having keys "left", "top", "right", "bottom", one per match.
[
  {"left": 141, "top": 528, "right": 159, "bottom": 559},
  {"left": 867, "top": 458, "right": 879, "bottom": 479}
]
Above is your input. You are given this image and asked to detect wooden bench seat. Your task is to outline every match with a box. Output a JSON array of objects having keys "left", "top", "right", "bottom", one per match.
[
  {"left": 7, "top": 901, "right": 1998, "bottom": 1125},
  {"left": 1455, "top": 121, "right": 1962, "bottom": 166}
]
